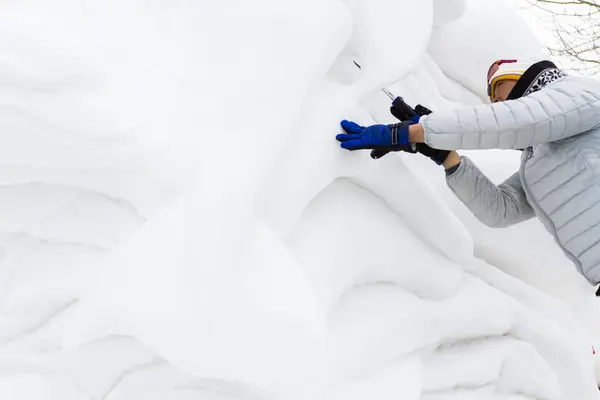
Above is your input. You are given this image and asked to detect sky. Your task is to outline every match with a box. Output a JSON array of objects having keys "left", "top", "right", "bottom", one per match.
[{"left": 513, "top": 0, "right": 599, "bottom": 75}]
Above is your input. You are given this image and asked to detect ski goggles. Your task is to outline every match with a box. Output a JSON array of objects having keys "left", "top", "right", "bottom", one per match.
[{"left": 487, "top": 59, "right": 518, "bottom": 97}]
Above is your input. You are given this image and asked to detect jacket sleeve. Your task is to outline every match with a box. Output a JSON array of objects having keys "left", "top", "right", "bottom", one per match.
[
  {"left": 446, "top": 156, "right": 535, "bottom": 228},
  {"left": 421, "top": 76, "right": 600, "bottom": 150}
]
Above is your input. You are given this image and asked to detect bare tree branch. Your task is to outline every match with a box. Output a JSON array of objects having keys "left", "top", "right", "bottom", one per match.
[
  {"left": 525, "top": 0, "right": 600, "bottom": 75},
  {"left": 535, "top": 0, "right": 599, "bottom": 7}
]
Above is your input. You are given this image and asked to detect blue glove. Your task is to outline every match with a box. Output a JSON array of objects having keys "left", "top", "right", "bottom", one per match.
[{"left": 336, "top": 120, "right": 416, "bottom": 151}]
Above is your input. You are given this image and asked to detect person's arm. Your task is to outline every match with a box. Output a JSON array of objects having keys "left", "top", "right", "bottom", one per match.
[
  {"left": 410, "top": 77, "right": 600, "bottom": 150},
  {"left": 445, "top": 156, "right": 535, "bottom": 228}
]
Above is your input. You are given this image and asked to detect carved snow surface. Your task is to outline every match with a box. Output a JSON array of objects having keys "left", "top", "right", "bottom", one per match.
[{"left": 0, "top": 0, "right": 598, "bottom": 399}]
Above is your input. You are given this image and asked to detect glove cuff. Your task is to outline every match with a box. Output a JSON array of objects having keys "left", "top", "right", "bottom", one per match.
[
  {"left": 431, "top": 149, "right": 451, "bottom": 165},
  {"left": 388, "top": 120, "right": 416, "bottom": 146},
  {"left": 415, "top": 143, "right": 450, "bottom": 165}
]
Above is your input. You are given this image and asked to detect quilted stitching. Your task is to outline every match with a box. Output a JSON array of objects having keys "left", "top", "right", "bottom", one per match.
[
  {"left": 537, "top": 167, "right": 587, "bottom": 202},
  {"left": 436, "top": 75, "right": 600, "bottom": 283},
  {"left": 423, "top": 77, "right": 600, "bottom": 150}
]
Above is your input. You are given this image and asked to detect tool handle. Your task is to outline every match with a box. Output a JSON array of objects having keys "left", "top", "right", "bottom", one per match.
[
  {"left": 415, "top": 104, "right": 433, "bottom": 116},
  {"left": 390, "top": 97, "right": 419, "bottom": 121}
]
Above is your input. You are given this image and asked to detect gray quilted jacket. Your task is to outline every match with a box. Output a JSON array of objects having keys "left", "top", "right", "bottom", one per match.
[{"left": 421, "top": 75, "right": 600, "bottom": 284}]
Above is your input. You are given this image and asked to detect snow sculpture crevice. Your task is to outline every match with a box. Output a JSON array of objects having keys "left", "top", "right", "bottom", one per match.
[
  {"left": 100, "top": 359, "right": 163, "bottom": 400},
  {"left": 2, "top": 299, "right": 79, "bottom": 345}
]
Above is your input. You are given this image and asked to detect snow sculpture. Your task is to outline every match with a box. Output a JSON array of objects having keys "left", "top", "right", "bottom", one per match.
[{"left": 0, "top": 0, "right": 599, "bottom": 399}]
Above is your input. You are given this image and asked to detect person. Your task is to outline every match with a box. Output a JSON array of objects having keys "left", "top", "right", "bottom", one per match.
[{"left": 336, "top": 59, "right": 600, "bottom": 292}]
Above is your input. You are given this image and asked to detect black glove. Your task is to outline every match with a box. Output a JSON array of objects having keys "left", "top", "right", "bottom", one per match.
[
  {"left": 372, "top": 98, "right": 450, "bottom": 165},
  {"left": 416, "top": 143, "right": 450, "bottom": 165},
  {"left": 414, "top": 104, "right": 450, "bottom": 164}
]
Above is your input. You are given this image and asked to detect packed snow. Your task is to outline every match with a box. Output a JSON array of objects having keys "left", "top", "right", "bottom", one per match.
[{"left": 0, "top": 0, "right": 600, "bottom": 399}]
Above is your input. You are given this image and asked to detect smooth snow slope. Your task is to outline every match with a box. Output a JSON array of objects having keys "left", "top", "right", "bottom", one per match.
[{"left": 0, "top": 0, "right": 599, "bottom": 399}]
